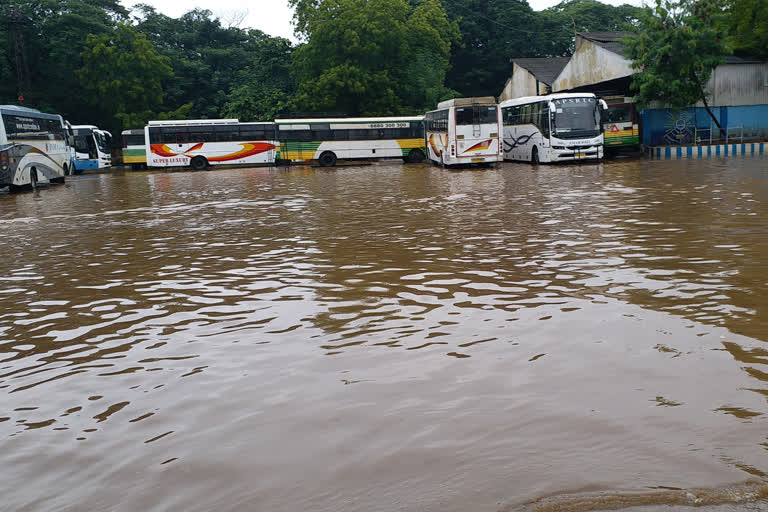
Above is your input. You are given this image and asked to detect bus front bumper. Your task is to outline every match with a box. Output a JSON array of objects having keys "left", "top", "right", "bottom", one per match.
[{"left": 551, "top": 145, "right": 602, "bottom": 160}]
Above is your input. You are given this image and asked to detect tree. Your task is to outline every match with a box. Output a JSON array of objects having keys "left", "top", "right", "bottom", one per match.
[
  {"left": 77, "top": 22, "right": 173, "bottom": 132},
  {"left": 133, "top": 6, "right": 295, "bottom": 121},
  {"left": 0, "top": 0, "right": 129, "bottom": 122},
  {"left": 223, "top": 31, "right": 296, "bottom": 121},
  {"left": 441, "top": 0, "right": 643, "bottom": 97},
  {"left": 538, "top": 0, "right": 643, "bottom": 56},
  {"left": 623, "top": 0, "right": 729, "bottom": 135},
  {"left": 289, "top": 0, "right": 457, "bottom": 115},
  {"left": 720, "top": 0, "right": 768, "bottom": 58}
]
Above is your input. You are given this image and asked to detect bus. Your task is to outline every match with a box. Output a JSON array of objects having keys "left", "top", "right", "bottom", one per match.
[
  {"left": 500, "top": 93, "right": 607, "bottom": 164},
  {"left": 424, "top": 97, "right": 503, "bottom": 167},
  {"left": 71, "top": 125, "right": 112, "bottom": 172},
  {"left": 145, "top": 119, "right": 277, "bottom": 170},
  {"left": 602, "top": 100, "right": 639, "bottom": 151},
  {"left": 0, "top": 105, "right": 70, "bottom": 190},
  {"left": 121, "top": 129, "right": 147, "bottom": 170},
  {"left": 274, "top": 116, "right": 425, "bottom": 166}
]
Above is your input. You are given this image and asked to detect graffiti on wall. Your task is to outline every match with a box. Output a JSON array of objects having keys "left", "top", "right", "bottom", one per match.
[{"left": 663, "top": 111, "right": 694, "bottom": 145}]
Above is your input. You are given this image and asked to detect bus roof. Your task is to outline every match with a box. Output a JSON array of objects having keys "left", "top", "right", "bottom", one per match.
[
  {"left": 147, "top": 119, "right": 239, "bottom": 126},
  {"left": 436, "top": 97, "right": 496, "bottom": 109},
  {"left": 71, "top": 125, "right": 99, "bottom": 130},
  {"left": 274, "top": 116, "right": 423, "bottom": 124},
  {"left": 0, "top": 105, "right": 62, "bottom": 121},
  {"left": 499, "top": 92, "right": 597, "bottom": 108}
]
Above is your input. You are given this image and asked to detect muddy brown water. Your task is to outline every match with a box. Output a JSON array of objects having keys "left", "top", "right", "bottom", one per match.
[{"left": 1, "top": 158, "right": 768, "bottom": 511}]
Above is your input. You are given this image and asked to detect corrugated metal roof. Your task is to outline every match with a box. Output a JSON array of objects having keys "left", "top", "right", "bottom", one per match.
[
  {"left": 723, "top": 55, "right": 765, "bottom": 64},
  {"left": 511, "top": 58, "right": 571, "bottom": 85},
  {"left": 578, "top": 32, "right": 634, "bottom": 57},
  {"left": 577, "top": 32, "right": 766, "bottom": 64}
]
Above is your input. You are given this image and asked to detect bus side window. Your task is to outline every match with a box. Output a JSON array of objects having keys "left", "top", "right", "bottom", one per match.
[
  {"left": 189, "top": 128, "right": 208, "bottom": 143},
  {"left": 148, "top": 129, "right": 162, "bottom": 144}
]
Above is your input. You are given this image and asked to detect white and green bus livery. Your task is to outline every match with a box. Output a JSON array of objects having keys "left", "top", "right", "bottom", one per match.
[
  {"left": 0, "top": 105, "right": 70, "bottom": 190},
  {"left": 274, "top": 117, "right": 426, "bottom": 166},
  {"left": 500, "top": 93, "right": 607, "bottom": 164}
]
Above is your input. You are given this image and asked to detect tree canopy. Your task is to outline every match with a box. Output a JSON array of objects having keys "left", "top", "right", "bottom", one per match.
[
  {"left": 289, "top": 0, "right": 459, "bottom": 115},
  {"left": 0, "top": 0, "right": 761, "bottom": 140},
  {"left": 623, "top": 0, "right": 729, "bottom": 132}
]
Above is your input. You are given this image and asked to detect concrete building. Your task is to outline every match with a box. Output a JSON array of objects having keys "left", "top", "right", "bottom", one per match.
[
  {"left": 499, "top": 32, "right": 768, "bottom": 146},
  {"left": 498, "top": 58, "right": 570, "bottom": 102},
  {"left": 551, "top": 32, "right": 634, "bottom": 97}
]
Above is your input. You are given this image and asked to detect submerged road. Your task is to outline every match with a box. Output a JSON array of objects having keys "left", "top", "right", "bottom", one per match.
[{"left": 1, "top": 158, "right": 767, "bottom": 511}]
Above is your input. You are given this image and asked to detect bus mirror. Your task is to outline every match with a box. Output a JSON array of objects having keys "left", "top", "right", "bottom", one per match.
[{"left": 599, "top": 99, "right": 608, "bottom": 110}]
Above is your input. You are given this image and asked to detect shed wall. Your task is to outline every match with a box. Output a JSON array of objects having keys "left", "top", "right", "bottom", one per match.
[
  {"left": 499, "top": 63, "right": 539, "bottom": 102},
  {"left": 552, "top": 41, "right": 634, "bottom": 92}
]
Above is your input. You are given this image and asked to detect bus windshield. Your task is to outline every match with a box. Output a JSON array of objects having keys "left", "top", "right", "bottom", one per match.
[
  {"left": 73, "top": 133, "right": 92, "bottom": 154},
  {"left": 95, "top": 131, "right": 111, "bottom": 153},
  {"left": 552, "top": 98, "right": 600, "bottom": 138},
  {"left": 456, "top": 106, "right": 498, "bottom": 125}
]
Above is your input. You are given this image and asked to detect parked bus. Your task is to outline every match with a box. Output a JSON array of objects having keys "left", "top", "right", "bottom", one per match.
[
  {"left": 145, "top": 119, "right": 277, "bottom": 170},
  {"left": 71, "top": 125, "right": 112, "bottom": 171},
  {"left": 602, "top": 100, "right": 639, "bottom": 151},
  {"left": 0, "top": 105, "right": 70, "bottom": 190},
  {"left": 424, "top": 97, "right": 503, "bottom": 167},
  {"left": 500, "top": 93, "right": 607, "bottom": 164},
  {"left": 121, "top": 129, "right": 147, "bottom": 170},
  {"left": 274, "top": 116, "right": 425, "bottom": 166},
  {"left": 63, "top": 121, "right": 77, "bottom": 174}
]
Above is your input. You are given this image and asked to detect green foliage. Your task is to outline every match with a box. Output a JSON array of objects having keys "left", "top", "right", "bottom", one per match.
[
  {"left": 78, "top": 23, "right": 173, "bottom": 131},
  {"left": 0, "top": 0, "right": 762, "bottom": 142},
  {"left": 720, "top": 0, "right": 768, "bottom": 58},
  {"left": 623, "top": 0, "right": 728, "bottom": 112},
  {"left": 290, "top": 0, "right": 458, "bottom": 115},
  {"left": 440, "top": 0, "right": 643, "bottom": 97},
  {"left": 0, "top": 0, "right": 129, "bottom": 121},
  {"left": 539, "top": 0, "right": 643, "bottom": 56},
  {"left": 132, "top": 6, "right": 296, "bottom": 121}
]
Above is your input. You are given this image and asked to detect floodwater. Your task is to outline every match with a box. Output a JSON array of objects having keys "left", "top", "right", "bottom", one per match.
[{"left": 1, "top": 157, "right": 768, "bottom": 511}]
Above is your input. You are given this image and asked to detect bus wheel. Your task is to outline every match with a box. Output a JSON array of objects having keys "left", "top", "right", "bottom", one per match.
[
  {"left": 29, "top": 169, "right": 38, "bottom": 189},
  {"left": 531, "top": 146, "right": 539, "bottom": 165},
  {"left": 190, "top": 156, "right": 208, "bottom": 171},
  {"left": 407, "top": 149, "right": 425, "bottom": 164},
  {"left": 318, "top": 151, "right": 337, "bottom": 167}
]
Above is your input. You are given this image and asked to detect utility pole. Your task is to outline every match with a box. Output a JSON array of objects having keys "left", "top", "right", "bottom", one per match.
[{"left": 4, "top": 8, "right": 32, "bottom": 102}]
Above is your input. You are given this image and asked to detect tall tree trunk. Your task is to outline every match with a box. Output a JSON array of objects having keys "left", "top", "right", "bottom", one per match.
[
  {"left": 693, "top": 71, "right": 726, "bottom": 139},
  {"left": 701, "top": 89, "right": 726, "bottom": 139}
]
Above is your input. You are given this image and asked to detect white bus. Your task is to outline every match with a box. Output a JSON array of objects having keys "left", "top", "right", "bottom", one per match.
[
  {"left": 0, "top": 105, "right": 70, "bottom": 190},
  {"left": 71, "top": 125, "right": 112, "bottom": 171},
  {"left": 274, "top": 116, "right": 426, "bottom": 166},
  {"left": 424, "top": 97, "right": 503, "bottom": 167},
  {"left": 500, "top": 93, "right": 607, "bottom": 164},
  {"left": 145, "top": 119, "right": 277, "bottom": 170}
]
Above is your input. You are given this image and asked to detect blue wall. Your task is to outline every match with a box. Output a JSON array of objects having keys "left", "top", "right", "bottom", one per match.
[{"left": 640, "top": 105, "right": 768, "bottom": 146}]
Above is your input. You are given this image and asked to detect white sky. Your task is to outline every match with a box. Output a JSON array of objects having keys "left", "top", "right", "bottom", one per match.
[{"left": 124, "top": 0, "right": 646, "bottom": 43}]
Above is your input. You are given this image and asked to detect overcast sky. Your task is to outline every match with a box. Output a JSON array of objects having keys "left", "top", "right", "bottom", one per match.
[{"left": 124, "top": 0, "right": 645, "bottom": 43}]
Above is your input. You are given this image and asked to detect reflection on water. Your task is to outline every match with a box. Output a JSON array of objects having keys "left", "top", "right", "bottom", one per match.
[{"left": 1, "top": 159, "right": 767, "bottom": 510}]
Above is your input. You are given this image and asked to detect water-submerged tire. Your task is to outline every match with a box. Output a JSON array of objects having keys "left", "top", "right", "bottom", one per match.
[
  {"left": 407, "top": 149, "right": 425, "bottom": 164},
  {"left": 318, "top": 151, "right": 337, "bottom": 167},
  {"left": 531, "top": 146, "right": 539, "bottom": 165},
  {"left": 190, "top": 156, "right": 208, "bottom": 171},
  {"left": 29, "top": 168, "right": 38, "bottom": 189}
]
